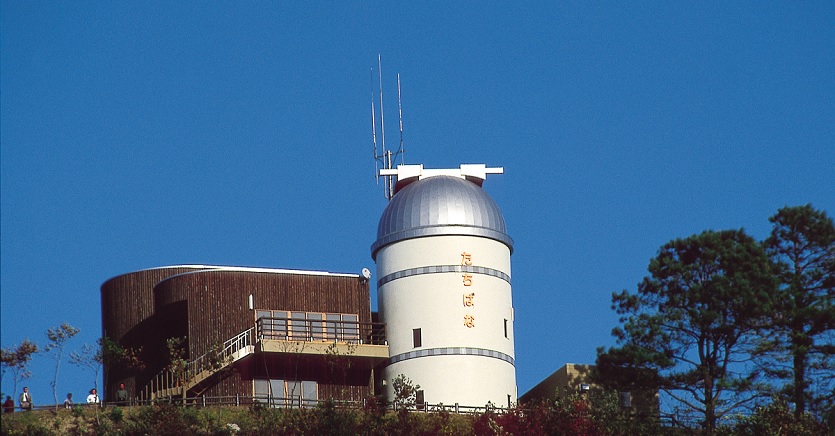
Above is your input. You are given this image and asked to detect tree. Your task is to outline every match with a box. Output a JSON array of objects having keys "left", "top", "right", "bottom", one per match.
[
  {"left": 70, "top": 342, "right": 103, "bottom": 393},
  {"left": 596, "top": 229, "right": 777, "bottom": 433},
  {"left": 44, "top": 323, "right": 79, "bottom": 408},
  {"left": 391, "top": 374, "right": 420, "bottom": 410},
  {"left": 324, "top": 341, "right": 357, "bottom": 400},
  {"left": 0, "top": 348, "right": 11, "bottom": 396},
  {"left": 99, "top": 336, "right": 144, "bottom": 393},
  {"left": 733, "top": 398, "right": 829, "bottom": 435},
  {"left": 70, "top": 337, "right": 144, "bottom": 401},
  {"left": 165, "top": 336, "right": 189, "bottom": 399},
  {"left": 0, "top": 339, "right": 39, "bottom": 398},
  {"left": 760, "top": 204, "right": 835, "bottom": 418}
]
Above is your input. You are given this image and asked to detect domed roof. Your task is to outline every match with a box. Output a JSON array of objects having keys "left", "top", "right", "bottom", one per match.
[{"left": 371, "top": 176, "right": 513, "bottom": 259}]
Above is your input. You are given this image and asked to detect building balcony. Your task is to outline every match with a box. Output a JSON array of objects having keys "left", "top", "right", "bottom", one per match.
[{"left": 255, "top": 316, "right": 389, "bottom": 365}]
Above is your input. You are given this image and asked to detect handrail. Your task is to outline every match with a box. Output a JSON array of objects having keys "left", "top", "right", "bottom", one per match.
[
  {"left": 255, "top": 316, "right": 387, "bottom": 345},
  {"left": 185, "top": 328, "right": 254, "bottom": 382},
  {"left": 147, "top": 327, "right": 254, "bottom": 400}
]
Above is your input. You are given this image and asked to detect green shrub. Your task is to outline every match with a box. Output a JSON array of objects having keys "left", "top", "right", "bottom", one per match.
[
  {"left": 109, "top": 405, "right": 124, "bottom": 423},
  {"left": 730, "top": 400, "right": 828, "bottom": 436},
  {"left": 0, "top": 397, "right": 826, "bottom": 435},
  {"left": 72, "top": 404, "right": 85, "bottom": 418}
]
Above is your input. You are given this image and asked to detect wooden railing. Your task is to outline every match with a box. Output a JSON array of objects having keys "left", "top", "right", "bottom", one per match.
[{"left": 255, "top": 316, "right": 387, "bottom": 345}]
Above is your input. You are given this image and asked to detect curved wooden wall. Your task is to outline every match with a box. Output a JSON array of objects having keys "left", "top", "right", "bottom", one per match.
[
  {"left": 101, "top": 266, "right": 371, "bottom": 401},
  {"left": 100, "top": 266, "right": 213, "bottom": 401}
]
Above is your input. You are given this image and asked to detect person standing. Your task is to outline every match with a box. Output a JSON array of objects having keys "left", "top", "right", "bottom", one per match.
[
  {"left": 2, "top": 396, "right": 14, "bottom": 413},
  {"left": 86, "top": 388, "right": 100, "bottom": 405},
  {"left": 63, "top": 393, "right": 73, "bottom": 409},
  {"left": 116, "top": 383, "right": 129, "bottom": 405},
  {"left": 19, "top": 386, "right": 33, "bottom": 411}
]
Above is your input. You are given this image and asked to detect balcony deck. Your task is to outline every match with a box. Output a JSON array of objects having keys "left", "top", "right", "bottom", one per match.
[{"left": 255, "top": 316, "right": 389, "bottom": 364}]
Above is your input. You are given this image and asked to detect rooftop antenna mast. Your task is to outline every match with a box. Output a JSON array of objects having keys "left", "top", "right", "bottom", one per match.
[
  {"left": 371, "top": 69, "right": 379, "bottom": 188},
  {"left": 371, "top": 55, "right": 405, "bottom": 200},
  {"left": 397, "top": 73, "right": 405, "bottom": 166}
]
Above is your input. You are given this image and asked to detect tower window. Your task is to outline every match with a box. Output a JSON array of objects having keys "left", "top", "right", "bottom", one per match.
[
  {"left": 413, "top": 328, "right": 422, "bottom": 348},
  {"left": 504, "top": 319, "right": 508, "bottom": 338}
]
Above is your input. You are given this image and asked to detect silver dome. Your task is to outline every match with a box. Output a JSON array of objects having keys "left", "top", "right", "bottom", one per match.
[{"left": 371, "top": 176, "right": 513, "bottom": 259}]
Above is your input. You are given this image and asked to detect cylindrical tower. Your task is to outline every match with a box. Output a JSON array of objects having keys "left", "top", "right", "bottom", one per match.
[{"left": 372, "top": 164, "right": 515, "bottom": 407}]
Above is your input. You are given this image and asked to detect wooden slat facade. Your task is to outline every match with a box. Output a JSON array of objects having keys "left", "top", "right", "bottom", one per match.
[
  {"left": 101, "top": 266, "right": 375, "bottom": 402},
  {"left": 100, "top": 266, "right": 214, "bottom": 402}
]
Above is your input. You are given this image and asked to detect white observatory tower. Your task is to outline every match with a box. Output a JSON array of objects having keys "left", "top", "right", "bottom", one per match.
[{"left": 372, "top": 164, "right": 516, "bottom": 407}]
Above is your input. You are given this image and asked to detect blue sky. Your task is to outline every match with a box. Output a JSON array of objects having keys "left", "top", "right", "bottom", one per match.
[{"left": 2, "top": 2, "right": 833, "bottom": 405}]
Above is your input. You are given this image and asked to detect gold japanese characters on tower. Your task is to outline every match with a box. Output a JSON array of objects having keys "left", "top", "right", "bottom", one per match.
[
  {"left": 462, "top": 251, "right": 475, "bottom": 328},
  {"left": 461, "top": 252, "right": 472, "bottom": 266}
]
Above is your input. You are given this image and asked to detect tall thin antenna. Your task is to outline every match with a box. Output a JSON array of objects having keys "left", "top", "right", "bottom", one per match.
[
  {"left": 379, "top": 56, "right": 395, "bottom": 198},
  {"left": 371, "top": 55, "right": 406, "bottom": 200},
  {"left": 378, "top": 56, "right": 385, "bottom": 159},
  {"left": 397, "top": 74, "right": 405, "bottom": 166},
  {"left": 371, "top": 69, "right": 378, "bottom": 185}
]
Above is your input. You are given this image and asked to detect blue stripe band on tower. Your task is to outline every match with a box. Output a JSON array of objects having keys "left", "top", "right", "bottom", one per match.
[
  {"left": 387, "top": 347, "right": 515, "bottom": 366},
  {"left": 378, "top": 265, "right": 511, "bottom": 288}
]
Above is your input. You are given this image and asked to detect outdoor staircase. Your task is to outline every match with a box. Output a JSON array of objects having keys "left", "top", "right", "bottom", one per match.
[{"left": 148, "top": 328, "right": 254, "bottom": 400}]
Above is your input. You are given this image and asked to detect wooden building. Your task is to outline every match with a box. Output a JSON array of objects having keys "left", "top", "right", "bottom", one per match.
[{"left": 100, "top": 265, "right": 388, "bottom": 405}]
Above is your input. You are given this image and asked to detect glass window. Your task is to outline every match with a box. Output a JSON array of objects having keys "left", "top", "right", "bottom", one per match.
[
  {"left": 256, "top": 311, "right": 271, "bottom": 338},
  {"left": 326, "top": 314, "right": 341, "bottom": 341},
  {"left": 307, "top": 313, "right": 324, "bottom": 341},
  {"left": 291, "top": 312, "right": 307, "bottom": 340},
  {"left": 256, "top": 310, "right": 360, "bottom": 343},
  {"left": 254, "top": 379, "right": 270, "bottom": 403},
  {"left": 413, "top": 328, "right": 422, "bottom": 348},
  {"left": 269, "top": 379, "right": 285, "bottom": 408},
  {"left": 256, "top": 310, "right": 292, "bottom": 340},
  {"left": 302, "top": 380, "right": 317, "bottom": 407},
  {"left": 286, "top": 380, "right": 302, "bottom": 407},
  {"left": 276, "top": 313, "right": 289, "bottom": 340},
  {"left": 342, "top": 314, "right": 359, "bottom": 342}
]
